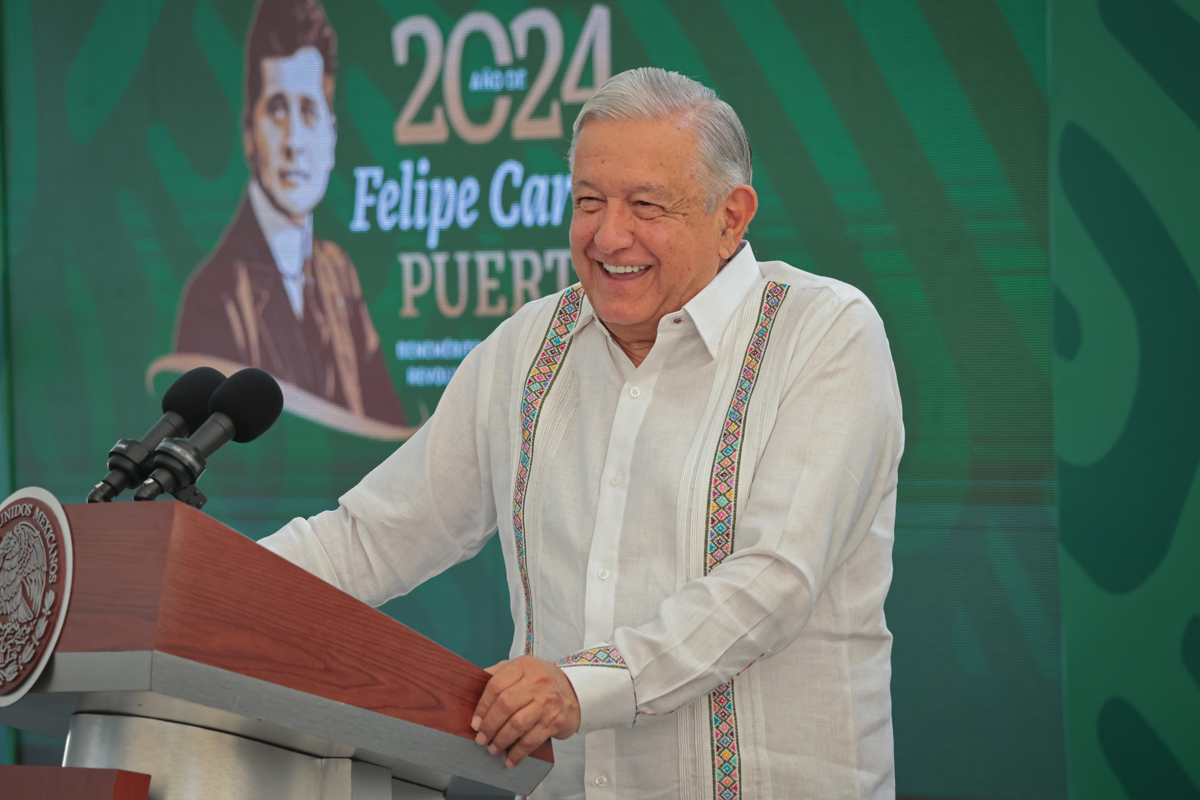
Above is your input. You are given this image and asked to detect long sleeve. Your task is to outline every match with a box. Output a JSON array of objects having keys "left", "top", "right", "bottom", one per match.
[
  {"left": 559, "top": 295, "right": 904, "bottom": 732},
  {"left": 259, "top": 331, "right": 502, "bottom": 607}
]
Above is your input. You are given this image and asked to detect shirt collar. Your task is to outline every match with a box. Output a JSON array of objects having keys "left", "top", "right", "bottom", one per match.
[
  {"left": 248, "top": 179, "right": 312, "bottom": 278},
  {"left": 248, "top": 179, "right": 313, "bottom": 316},
  {"left": 570, "top": 241, "right": 761, "bottom": 358},
  {"left": 681, "top": 240, "right": 760, "bottom": 359}
]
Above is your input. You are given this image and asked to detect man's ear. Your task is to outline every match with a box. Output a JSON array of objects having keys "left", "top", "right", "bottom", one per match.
[
  {"left": 242, "top": 125, "right": 257, "bottom": 169},
  {"left": 718, "top": 184, "right": 758, "bottom": 260}
]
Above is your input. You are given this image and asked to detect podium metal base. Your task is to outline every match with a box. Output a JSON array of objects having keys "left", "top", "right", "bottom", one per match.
[{"left": 63, "top": 714, "right": 444, "bottom": 800}]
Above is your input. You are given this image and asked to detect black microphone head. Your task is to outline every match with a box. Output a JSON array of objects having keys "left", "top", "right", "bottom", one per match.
[
  {"left": 208, "top": 368, "right": 284, "bottom": 443},
  {"left": 162, "top": 367, "right": 228, "bottom": 434}
]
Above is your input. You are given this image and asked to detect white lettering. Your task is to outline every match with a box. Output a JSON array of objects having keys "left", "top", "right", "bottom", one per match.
[
  {"left": 550, "top": 174, "right": 570, "bottom": 226},
  {"left": 427, "top": 178, "right": 458, "bottom": 248},
  {"left": 520, "top": 175, "right": 551, "bottom": 227},
  {"left": 414, "top": 157, "right": 430, "bottom": 231},
  {"left": 456, "top": 177, "right": 480, "bottom": 229},
  {"left": 399, "top": 160, "right": 415, "bottom": 231},
  {"left": 490, "top": 160, "right": 523, "bottom": 229},
  {"left": 377, "top": 180, "right": 401, "bottom": 231},
  {"left": 351, "top": 167, "right": 384, "bottom": 232}
]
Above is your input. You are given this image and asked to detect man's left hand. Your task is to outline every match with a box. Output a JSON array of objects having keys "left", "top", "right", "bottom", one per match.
[{"left": 471, "top": 655, "right": 581, "bottom": 768}]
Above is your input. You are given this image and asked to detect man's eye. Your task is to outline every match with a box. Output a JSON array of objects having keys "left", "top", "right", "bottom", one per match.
[
  {"left": 301, "top": 98, "right": 318, "bottom": 125},
  {"left": 575, "top": 197, "right": 602, "bottom": 210},
  {"left": 267, "top": 96, "right": 287, "bottom": 120}
]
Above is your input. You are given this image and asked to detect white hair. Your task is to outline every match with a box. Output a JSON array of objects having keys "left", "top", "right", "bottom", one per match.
[{"left": 568, "top": 68, "right": 753, "bottom": 212}]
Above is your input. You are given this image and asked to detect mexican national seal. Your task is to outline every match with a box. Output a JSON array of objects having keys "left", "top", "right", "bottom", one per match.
[{"left": 0, "top": 487, "right": 72, "bottom": 707}]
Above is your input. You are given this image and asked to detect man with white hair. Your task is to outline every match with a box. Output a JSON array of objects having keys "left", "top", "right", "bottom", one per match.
[{"left": 262, "top": 67, "right": 904, "bottom": 799}]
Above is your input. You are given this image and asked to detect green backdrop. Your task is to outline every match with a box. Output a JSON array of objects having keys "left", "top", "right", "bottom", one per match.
[
  {"left": 1052, "top": 0, "right": 1200, "bottom": 797},
  {"left": 0, "top": 0, "right": 1196, "bottom": 797}
]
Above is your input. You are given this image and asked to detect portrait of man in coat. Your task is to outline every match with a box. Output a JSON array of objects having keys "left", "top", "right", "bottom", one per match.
[{"left": 173, "top": 0, "right": 406, "bottom": 429}]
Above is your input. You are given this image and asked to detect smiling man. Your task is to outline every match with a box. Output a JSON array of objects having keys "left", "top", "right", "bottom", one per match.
[
  {"left": 175, "top": 0, "right": 404, "bottom": 427},
  {"left": 262, "top": 68, "right": 904, "bottom": 799}
]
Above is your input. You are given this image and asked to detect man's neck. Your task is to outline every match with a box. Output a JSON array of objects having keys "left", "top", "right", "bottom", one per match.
[
  {"left": 605, "top": 322, "right": 657, "bottom": 368},
  {"left": 248, "top": 179, "right": 312, "bottom": 317}
]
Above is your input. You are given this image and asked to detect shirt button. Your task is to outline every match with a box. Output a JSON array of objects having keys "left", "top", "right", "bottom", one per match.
[
  {"left": 672, "top": 317, "right": 683, "bottom": 324},
  {"left": 629, "top": 386, "right": 641, "bottom": 399},
  {"left": 594, "top": 775, "right": 608, "bottom": 787},
  {"left": 609, "top": 472, "right": 623, "bottom": 486},
  {"left": 598, "top": 567, "right": 610, "bottom": 581}
]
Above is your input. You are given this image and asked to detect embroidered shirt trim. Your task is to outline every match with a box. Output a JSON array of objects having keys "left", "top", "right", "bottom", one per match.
[
  {"left": 556, "top": 645, "right": 629, "bottom": 669},
  {"left": 512, "top": 285, "right": 587, "bottom": 656},
  {"left": 706, "top": 281, "right": 790, "bottom": 800}
]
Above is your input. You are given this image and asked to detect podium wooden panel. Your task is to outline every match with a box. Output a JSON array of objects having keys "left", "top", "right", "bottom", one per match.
[
  {"left": 0, "top": 766, "right": 150, "bottom": 800},
  {"left": 0, "top": 502, "right": 551, "bottom": 798}
]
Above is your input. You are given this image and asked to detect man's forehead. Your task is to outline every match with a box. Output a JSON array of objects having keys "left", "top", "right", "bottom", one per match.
[
  {"left": 260, "top": 46, "right": 326, "bottom": 94},
  {"left": 573, "top": 179, "right": 672, "bottom": 198}
]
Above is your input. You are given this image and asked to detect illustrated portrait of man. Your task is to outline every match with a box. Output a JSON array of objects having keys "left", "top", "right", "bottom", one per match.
[{"left": 173, "top": 0, "right": 406, "bottom": 428}]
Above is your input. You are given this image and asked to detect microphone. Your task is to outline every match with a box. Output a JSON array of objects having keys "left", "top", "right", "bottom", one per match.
[
  {"left": 133, "top": 368, "right": 284, "bottom": 506},
  {"left": 87, "top": 367, "right": 227, "bottom": 503}
]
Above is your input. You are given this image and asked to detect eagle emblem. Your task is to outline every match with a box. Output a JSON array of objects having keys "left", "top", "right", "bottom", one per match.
[
  {"left": 0, "top": 488, "right": 72, "bottom": 705},
  {"left": 1, "top": 521, "right": 49, "bottom": 625}
]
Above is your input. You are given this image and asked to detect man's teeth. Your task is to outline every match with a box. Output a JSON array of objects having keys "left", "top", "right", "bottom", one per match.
[{"left": 602, "top": 263, "right": 650, "bottom": 274}]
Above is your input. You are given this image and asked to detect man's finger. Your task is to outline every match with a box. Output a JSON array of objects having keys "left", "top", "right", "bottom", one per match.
[
  {"left": 484, "top": 659, "right": 511, "bottom": 676},
  {"left": 487, "top": 700, "right": 542, "bottom": 755},
  {"left": 472, "top": 661, "right": 524, "bottom": 733},
  {"left": 478, "top": 681, "right": 536, "bottom": 745},
  {"left": 504, "top": 719, "right": 557, "bottom": 768}
]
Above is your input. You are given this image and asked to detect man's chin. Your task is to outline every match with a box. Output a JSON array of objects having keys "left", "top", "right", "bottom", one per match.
[{"left": 266, "top": 188, "right": 322, "bottom": 220}]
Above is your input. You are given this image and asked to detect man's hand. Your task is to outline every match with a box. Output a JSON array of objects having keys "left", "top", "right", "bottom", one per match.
[{"left": 471, "top": 655, "right": 581, "bottom": 768}]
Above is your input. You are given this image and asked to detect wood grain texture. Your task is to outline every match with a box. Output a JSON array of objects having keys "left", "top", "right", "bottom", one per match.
[
  {"left": 0, "top": 766, "right": 151, "bottom": 799},
  {"left": 57, "top": 503, "right": 175, "bottom": 652},
  {"left": 53, "top": 503, "right": 552, "bottom": 764}
]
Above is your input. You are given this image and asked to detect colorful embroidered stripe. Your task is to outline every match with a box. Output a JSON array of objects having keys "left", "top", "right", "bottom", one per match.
[
  {"left": 706, "top": 281, "right": 789, "bottom": 575},
  {"left": 706, "top": 281, "right": 789, "bottom": 800},
  {"left": 711, "top": 680, "right": 741, "bottom": 800},
  {"left": 556, "top": 645, "right": 628, "bottom": 668},
  {"left": 512, "top": 284, "right": 587, "bottom": 656}
]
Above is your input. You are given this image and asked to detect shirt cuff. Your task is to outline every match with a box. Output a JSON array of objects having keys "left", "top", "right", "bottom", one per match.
[{"left": 557, "top": 646, "right": 636, "bottom": 735}]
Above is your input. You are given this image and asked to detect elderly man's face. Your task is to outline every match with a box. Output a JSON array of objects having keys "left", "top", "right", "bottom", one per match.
[
  {"left": 570, "top": 117, "right": 735, "bottom": 339},
  {"left": 245, "top": 46, "right": 336, "bottom": 223}
]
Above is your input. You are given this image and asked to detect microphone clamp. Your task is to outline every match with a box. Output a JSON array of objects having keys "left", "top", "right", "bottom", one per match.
[
  {"left": 155, "top": 438, "right": 208, "bottom": 485},
  {"left": 87, "top": 438, "right": 154, "bottom": 503},
  {"left": 132, "top": 438, "right": 211, "bottom": 509}
]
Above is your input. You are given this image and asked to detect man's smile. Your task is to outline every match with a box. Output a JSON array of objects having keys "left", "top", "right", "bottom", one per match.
[
  {"left": 279, "top": 168, "right": 311, "bottom": 185},
  {"left": 602, "top": 262, "right": 652, "bottom": 277}
]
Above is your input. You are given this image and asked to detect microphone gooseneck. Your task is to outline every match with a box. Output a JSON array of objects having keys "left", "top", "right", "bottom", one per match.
[
  {"left": 87, "top": 367, "right": 227, "bottom": 503},
  {"left": 133, "top": 368, "right": 284, "bottom": 507}
]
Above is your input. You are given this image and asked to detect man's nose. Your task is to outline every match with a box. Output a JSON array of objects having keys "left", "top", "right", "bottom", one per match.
[
  {"left": 593, "top": 202, "right": 635, "bottom": 253},
  {"left": 284, "top": 107, "right": 304, "bottom": 155}
]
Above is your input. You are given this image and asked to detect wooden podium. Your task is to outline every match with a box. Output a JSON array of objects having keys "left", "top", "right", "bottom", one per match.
[{"left": 0, "top": 502, "right": 552, "bottom": 799}]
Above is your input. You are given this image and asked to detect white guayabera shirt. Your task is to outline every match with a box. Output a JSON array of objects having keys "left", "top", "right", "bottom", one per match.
[{"left": 261, "top": 242, "right": 904, "bottom": 800}]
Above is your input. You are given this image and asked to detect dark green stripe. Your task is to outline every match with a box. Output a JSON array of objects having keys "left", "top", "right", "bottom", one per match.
[
  {"left": 1058, "top": 122, "right": 1200, "bottom": 593},
  {"left": 1099, "top": 0, "right": 1200, "bottom": 129},
  {"left": 915, "top": 0, "right": 1048, "bottom": 254},
  {"left": 772, "top": 0, "right": 1050, "bottom": 467},
  {"left": 1098, "top": 697, "right": 1200, "bottom": 800}
]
